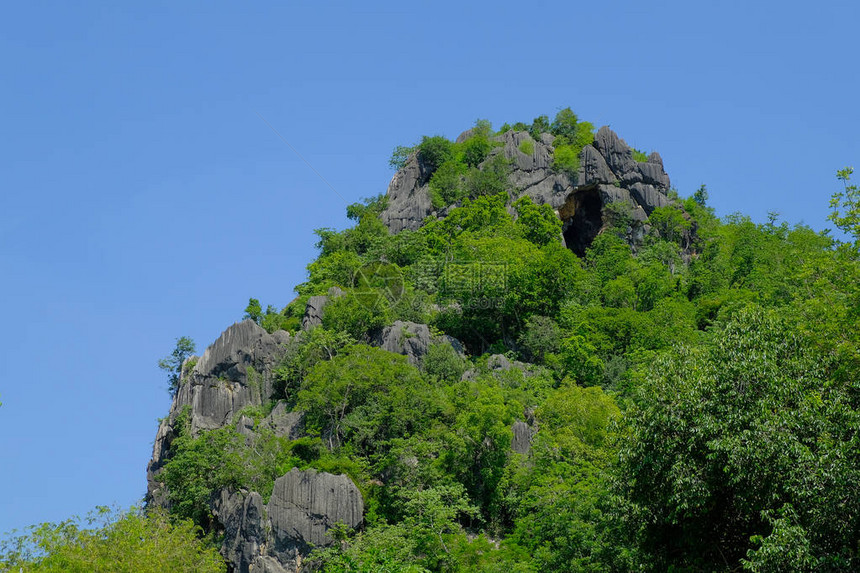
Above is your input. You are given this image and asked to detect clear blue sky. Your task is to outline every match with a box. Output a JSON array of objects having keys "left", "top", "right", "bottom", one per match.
[{"left": 1, "top": 1, "right": 858, "bottom": 534}]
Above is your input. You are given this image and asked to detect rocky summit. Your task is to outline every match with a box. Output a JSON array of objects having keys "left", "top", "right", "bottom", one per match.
[{"left": 381, "top": 125, "right": 681, "bottom": 255}]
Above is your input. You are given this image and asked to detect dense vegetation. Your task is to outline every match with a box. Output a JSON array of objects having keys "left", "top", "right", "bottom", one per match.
[
  {"left": 0, "top": 508, "right": 224, "bottom": 572},
  {"left": 237, "top": 113, "right": 860, "bottom": 569},
  {"left": 6, "top": 111, "right": 860, "bottom": 571}
]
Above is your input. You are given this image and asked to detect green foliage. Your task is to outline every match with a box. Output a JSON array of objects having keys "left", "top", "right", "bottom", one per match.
[
  {"left": 274, "top": 327, "right": 355, "bottom": 402},
  {"left": 829, "top": 166, "right": 860, "bottom": 240},
  {"left": 517, "top": 315, "right": 562, "bottom": 362},
  {"left": 297, "top": 345, "right": 435, "bottom": 452},
  {"left": 550, "top": 107, "right": 579, "bottom": 140},
  {"left": 631, "top": 148, "right": 648, "bottom": 162},
  {"left": 389, "top": 145, "right": 415, "bottom": 170},
  {"left": 648, "top": 204, "right": 691, "bottom": 244},
  {"left": 461, "top": 133, "right": 492, "bottom": 167},
  {"left": 528, "top": 115, "right": 550, "bottom": 140},
  {"left": 152, "top": 114, "right": 860, "bottom": 572},
  {"left": 418, "top": 136, "right": 455, "bottom": 176},
  {"left": 517, "top": 138, "right": 534, "bottom": 156},
  {"left": 423, "top": 342, "right": 468, "bottom": 382},
  {"left": 0, "top": 507, "right": 225, "bottom": 573},
  {"left": 157, "top": 336, "right": 196, "bottom": 396},
  {"left": 693, "top": 183, "right": 709, "bottom": 206},
  {"left": 321, "top": 289, "right": 392, "bottom": 341},
  {"left": 619, "top": 307, "right": 860, "bottom": 570},
  {"left": 463, "top": 153, "right": 511, "bottom": 198},
  {"left": 513, "top": 196, "right": 561, "bottom": 246},
  {"left": 346, "top": 194, "right": 388, "bottom": 221},
  {"left": 551, "top": 142, "right": 581, "bottom": 177},
  {"left": 244, "top": 298, "right": 291, "bottom": 333},
  {"left": 429, "top": 159, "right": 465, "bottom": 209},
  {"left": 546, "top": 109, "right": 594, "bottom": 181}
]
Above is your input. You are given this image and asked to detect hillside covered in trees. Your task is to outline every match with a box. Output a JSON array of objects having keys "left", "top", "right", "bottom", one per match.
[{"left": 5, "top": 110, "right": 860, "bottom": 572}]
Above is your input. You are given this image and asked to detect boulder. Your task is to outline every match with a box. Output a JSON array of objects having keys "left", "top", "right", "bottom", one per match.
[
  {"left": 372, "top": 321, "right": 464, "bottom": 367},
  {"left": 373, "top": 321, "right": 431, "bottom": 366},
  {"left": 579, "top": 144, "right": 617, "bottom": 186},
  {"left": 261, "top": 402, "right": 304, "bottom": 439},
  {"left": 301, "top": 287, "right": 343, "bottom": 330},
  {"left": 268, "top": 469, "right": 364, "bottom": 558},
  {"left": 212, "top": 469, "right": 364, "bottom": 572}
]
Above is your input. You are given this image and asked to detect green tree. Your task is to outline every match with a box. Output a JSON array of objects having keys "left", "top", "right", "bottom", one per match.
[
  {"left": 513, "top": 196, "right": 562, "bottom": 246},
  {"left": 0, "top": 507, "right": 225, "bottom": 573},
  {"left": 244, "top": 298, "right": 263, "bottom": 323},
  {"left": 418, "top": 136, "right": 455, "bottom": 176},
  {"left": 550, "top": 107, "right": 579, "bottom": 140},
  {"left": 157, "top": 336, "right": 196, "bottom": 396},
  {"left": 618, "top": 307, "right": 860, "bottom": 570},
  {"left": 829, "top": 166, "right": 860, "bottom": 240},
  {"left": 389, "top": 145, "right": 415, "bottom": 170},
  {"left": 297, "top": 345, "right": 433, "bottom": 452}
]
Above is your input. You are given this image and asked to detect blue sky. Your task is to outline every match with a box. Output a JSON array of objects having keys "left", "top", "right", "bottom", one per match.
[{"left": 1, "top": 1, "right": 858, "bottom": 534}]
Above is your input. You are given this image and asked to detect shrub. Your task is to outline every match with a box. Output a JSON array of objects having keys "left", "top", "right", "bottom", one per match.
[
  {"left": 517, "top": 138, "right": 534, "bottom": 156},
  {"left": 462, "top": 134, "right": 492, "bottom": 167},
  {"left": 429, "top": 159, "right": 465, "bottom": 209},
  {"left": 389, "top": 145, "right": 414, "bottom": 170},
  {"left": 552, "top": 144, "right": 580, "bottom": 178},
  {"left": 417, "top": 135, "right": 454, "bottom": 176}
]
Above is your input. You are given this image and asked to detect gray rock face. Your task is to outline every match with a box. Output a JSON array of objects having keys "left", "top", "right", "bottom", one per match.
[
  {"left": 269, "top": 469, "right": 364, "bottom": 557},
  {"left": 379, "top": 124, "right": 678, "bottom": 254},
  {"left": 373, "top": 321, "right": 431, "bottom": 366},
  {"left": 301, "top": 295, "right": 329, "bottom": 330},
  {"left": 214, "top": 490, "right": 268, "bottom": 573},
  {"left": 146, "top": 320, "right": 290, "bottom": 507},
  {"left": 213, "top": 469, "right": 363, "bottom": 573},
  {"left": 380, "top": 150, "right": 435, "bottom": 234},
  {"left": 511, "top": 421, "right": 537, "bottom": 455},
  {"left": 593, "top": 126, "right": 637, "bottom": 176},
  {"left": 301, "top": 287, "right": 344, "bottom": 330},
  {"left": 372, "top": 320, "right": 463, "bottom": 366}
]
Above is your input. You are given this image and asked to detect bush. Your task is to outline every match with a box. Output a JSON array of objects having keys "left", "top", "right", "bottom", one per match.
[
  {"left": 389, "top": 145, "right": 415, "bottom": 170},
  {"left": 417, "top": 135, "right": 454, "bottom": 176},
  {"left": 517, "top": 138, "right": 534, "bottom": 156},
  {"left": 429, "top": 159, "right": 465, "bottom": 209},
  {"left": 0, "top": 507, "right": 226, "bottom": 573},
  {"left": 552, "top": 144, "right": 580, "bottom": 178},
  {"left": 462, "top": 134, "right": 492, "bottom": 167}
]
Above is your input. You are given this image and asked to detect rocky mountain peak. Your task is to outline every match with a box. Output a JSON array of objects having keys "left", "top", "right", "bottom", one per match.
[{"left": 380, "top": 124, "right": 678, "bottom": 255}]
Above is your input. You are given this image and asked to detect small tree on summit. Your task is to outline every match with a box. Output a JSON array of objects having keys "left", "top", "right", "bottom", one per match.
[{"left": 158, "top": 336, "right": 196, "bottom": 396}]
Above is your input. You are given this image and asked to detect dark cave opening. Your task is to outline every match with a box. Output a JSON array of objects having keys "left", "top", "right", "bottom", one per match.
[{"left": 562, "top": 187, "right": 604, "bottom": 257}]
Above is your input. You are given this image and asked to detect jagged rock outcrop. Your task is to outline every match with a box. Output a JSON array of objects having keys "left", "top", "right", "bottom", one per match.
[
  {"left": 301, "top": 286, "right": 344, "bottom": 330},
  {"left": 147, "top": 320, "right": 364, "bottom": 572},
  {"left": 461, "top": 353, "right": 537, "bottom": 382},
  {"left": 379, "top": 125, "right": 676, "bottom": 254},
  {"left": 511, "top": 420, "right": 537, "bottom": 455},
  {"left": 213, "top": 469, "right": 364, "bottom": 573},
  {"left": 146, "top": 320, "right": 290, "bottom": 507},
  {"left": 372, "top": 320, "right": 464, "bottom": 366}
]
